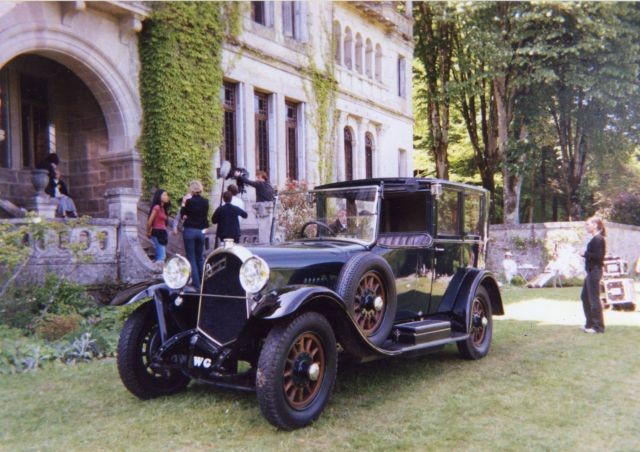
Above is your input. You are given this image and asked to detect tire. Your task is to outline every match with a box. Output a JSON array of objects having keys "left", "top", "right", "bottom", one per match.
[
  {"left": 457, "top": 286, "right": 493, "bottom": 360},
  {"left": 336, "top": 253, "right": 397, "bottom": 346},
  {"left": 117, "top": 301, "right": 190, "bottom": 399},
  {"left": 256, "top": 312, "right": 337, "bottom": 430}
]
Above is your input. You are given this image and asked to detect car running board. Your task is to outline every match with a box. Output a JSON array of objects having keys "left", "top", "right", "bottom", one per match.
[{"left": 382, "top": 319, "right": 469, "bottom": 354}]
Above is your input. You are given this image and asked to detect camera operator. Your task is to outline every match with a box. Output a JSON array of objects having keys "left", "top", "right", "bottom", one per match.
[{"left": 234, "top": 169, "right": 274, "bottom": 202}]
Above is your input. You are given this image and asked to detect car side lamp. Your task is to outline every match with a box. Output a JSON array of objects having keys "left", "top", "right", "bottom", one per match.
[{"left": 431, "top": 183, "right": 443, "bottom": 199}]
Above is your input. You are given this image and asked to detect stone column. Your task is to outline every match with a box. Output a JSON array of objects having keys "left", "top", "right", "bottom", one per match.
[
  {"left": 254, "top": 202, "right": 274, "bottom": 244},
  {"left": 104, "top": 187, "right": 141, "bottom": 222},
  {"left": 336, "top": 111, "right": 346, "bottom": 181}
]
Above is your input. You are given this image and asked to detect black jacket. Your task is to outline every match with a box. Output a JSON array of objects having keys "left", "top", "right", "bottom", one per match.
[
  {"left": 584, "top": 233, "right": 605, "bottom": 271},
  {"left": 237, "top": 176, "right": 274, "bottom": 202},
  {"left": 45, "top": 178, "right": 70, "bottom": 198},
  {"left": 212, "top": 203, "right": 248, "bottom": 241},
  {"left": 182, "top": 194, "right": 209, "bottom": 229}
]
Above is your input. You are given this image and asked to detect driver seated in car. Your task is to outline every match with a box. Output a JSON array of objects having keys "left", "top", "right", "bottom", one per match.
[{"left": 330, "top": 209, "right": 348, "bottom": 234}]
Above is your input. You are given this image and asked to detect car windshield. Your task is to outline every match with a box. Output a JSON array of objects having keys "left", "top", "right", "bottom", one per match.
[{"left": 272, "top": 186, "right": 379, "bottom": 245}]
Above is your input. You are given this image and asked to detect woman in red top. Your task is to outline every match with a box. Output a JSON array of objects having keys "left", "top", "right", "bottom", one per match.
[{"left": 147, "top": 189, "right": 170, "bottom": 263}]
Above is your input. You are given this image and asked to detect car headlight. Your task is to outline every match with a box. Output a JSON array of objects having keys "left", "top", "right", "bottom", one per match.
[
  {"left": 239, "top": 256, "right": 270, "bottom": 293},
  {"left": 163, "top": 255, "right": 191, "bottom": 289}
]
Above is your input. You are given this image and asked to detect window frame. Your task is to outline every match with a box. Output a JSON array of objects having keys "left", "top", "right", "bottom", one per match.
[
  {"left": 221, "top": 81, "right": 238, "bottom": 169},
  {"left": 285, "top": 100, "right": 298, "bottom": 181},
  {"left": 254, "top": 91, "right": 270, "bottom": 174}
]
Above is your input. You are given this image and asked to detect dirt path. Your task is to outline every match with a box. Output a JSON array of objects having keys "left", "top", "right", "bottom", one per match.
[{"left": 498, "top": 298, "right": 640, "bottom": 326}]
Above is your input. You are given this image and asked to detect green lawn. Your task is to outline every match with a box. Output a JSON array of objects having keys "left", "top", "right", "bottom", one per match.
[{"left": 1, "top": 287, "right": 639, "bottom": 451}]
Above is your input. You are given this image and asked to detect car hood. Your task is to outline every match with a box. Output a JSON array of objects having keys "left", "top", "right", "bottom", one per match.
[{"left": 247, "top": 240, "right": 367, "bottom": 269}]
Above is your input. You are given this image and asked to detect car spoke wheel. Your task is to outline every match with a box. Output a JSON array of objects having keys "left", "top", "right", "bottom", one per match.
[
  {"left": 469, "top": 296, "right": 487, "bottom": 347},
  {"left": 257, "top": 312, "right": 337, "bottom": 430},
  {"left": 354, "top": 272, "right": 385, "bottom": 335},
  {"left": 457, "top": 286, "right": 493, "bottom": 360},
  {"left": 336, "top": 253, "right": 397, "bottom": 346},
  {"left": 283, "top": 332, "right": 325, "bottom": 410},
  {"left": 117, "top": 301, "right": 190, "bottom": 399}
]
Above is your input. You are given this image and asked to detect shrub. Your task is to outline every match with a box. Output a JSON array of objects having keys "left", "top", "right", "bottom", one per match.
[
  {"left": 610, "top": 192, "right": 640, "bottom": 226},
  {"left": 34, "top": 314, "right": 83, "bottom": 341}
]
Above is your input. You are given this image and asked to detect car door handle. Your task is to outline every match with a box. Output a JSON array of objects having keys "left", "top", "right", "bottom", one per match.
[{"left": 434, "top": 247, "right": 445, "bottom": 252}]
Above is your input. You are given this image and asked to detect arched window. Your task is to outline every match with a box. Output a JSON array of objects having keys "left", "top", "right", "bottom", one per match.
[
  {"left": 365, "top": 132, "right": 374, "bottom": 178},
  {"left": 333, "top": 21, "right": 342, "bottom": 65},
  {"left": 375, "top": 44, "right": 382, "bottom": 81},
  {"left": 355, "top": 33, "right": 363, "bottom": 74},
  {"left": 344, "top": 127, "right": 353, "bottom": 181},
  {"left": 365, "top": 39, "right": 373, "bottom": 78},
  {"left": 344, "top": 27, "right": 353, "bottom": 70},
  {"left": 397, "top": 55, "right": 406, "bottom": 98}
]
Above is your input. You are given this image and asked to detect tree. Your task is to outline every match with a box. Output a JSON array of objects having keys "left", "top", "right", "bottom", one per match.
[
  {"left": 413, "top": 2, "right": 456, "bottom": 179},
  {"left": 516, "top": 3, "right": 640, "bottom": 219}
]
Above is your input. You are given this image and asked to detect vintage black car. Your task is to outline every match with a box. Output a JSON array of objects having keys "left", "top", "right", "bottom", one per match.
[{"left": 112, "top": 178, "right": 503, "bottom": 430}]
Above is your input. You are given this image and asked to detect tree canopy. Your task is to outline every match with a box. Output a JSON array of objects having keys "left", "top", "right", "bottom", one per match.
[{"left": 413, "top": 1, "right": 640, "bottom": 224}]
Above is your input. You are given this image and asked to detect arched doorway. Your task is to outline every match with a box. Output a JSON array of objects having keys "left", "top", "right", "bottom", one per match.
[
  {"left": 0, "top": 19, "right": 143, "bottom": 218},
  {"left": 0, "top": 54, "right": 108, "bottom": 216}
]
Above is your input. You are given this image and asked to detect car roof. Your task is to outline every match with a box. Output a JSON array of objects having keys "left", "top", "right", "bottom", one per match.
[{"left": 315, "top": 177, "right": 488, "bottom": 194}]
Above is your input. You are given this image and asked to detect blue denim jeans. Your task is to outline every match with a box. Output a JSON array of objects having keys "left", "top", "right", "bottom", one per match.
[
  {"left": 150, "top": 236, "right": 166, "bottom": 262},
  {"left": 183, "top": 227, "right": 205, "bottom": 288}
]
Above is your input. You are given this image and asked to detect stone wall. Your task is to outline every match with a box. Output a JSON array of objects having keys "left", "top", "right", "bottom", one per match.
[{"left": 487, "top": 221, "right": 640, "bottom": 280}]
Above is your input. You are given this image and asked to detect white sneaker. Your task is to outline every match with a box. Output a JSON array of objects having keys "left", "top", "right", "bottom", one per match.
[{"left": 583, "top": 328, "right": 597, "bottom": 334}]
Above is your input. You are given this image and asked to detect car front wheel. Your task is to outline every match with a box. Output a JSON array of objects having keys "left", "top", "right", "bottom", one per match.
[
  {"left": 256, "top": 312, "right": 337, "bottom": 430},
  {"left": 117, "top": 301, "right": 190, "bottom": 399},
  {"left": 457, "top": 286, "right": 493, "bottom": 360}
]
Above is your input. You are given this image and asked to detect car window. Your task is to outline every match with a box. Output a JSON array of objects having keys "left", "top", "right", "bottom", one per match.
[
  {"left": 464, "top": 193, "right": 482, "bottom": 236},
  {"left": 437, "top": 189, "right": 460, "bottom": 236},
  {"left": 379, "top": 191, "right": 429, "bottom": 233}
]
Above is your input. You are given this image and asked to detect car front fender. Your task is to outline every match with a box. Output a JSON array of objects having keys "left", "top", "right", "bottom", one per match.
[
  {"left": 252, "top": 285, "right": 348, "bottom": 320},
  {"left": 109, "top": 279, "right": 165, "bottom": 306},
  {"left": 252, "top": 285, "right": 400, "bottom": 359}
]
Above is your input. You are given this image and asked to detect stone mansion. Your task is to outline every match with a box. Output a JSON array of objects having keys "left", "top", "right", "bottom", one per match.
[{"left": 0, "top": 1, "right": 414, "bottom": 283}]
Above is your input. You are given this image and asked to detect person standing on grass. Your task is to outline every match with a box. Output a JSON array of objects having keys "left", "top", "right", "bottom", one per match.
[
  {"left": 181, "top": 180, "right": 209, "bottom": 289},
  {"left": 146, "top": 189, "right": 170, "bottom": 264},
  {"left": 580, "top": 216, "right": 606, "bottom": 334}
]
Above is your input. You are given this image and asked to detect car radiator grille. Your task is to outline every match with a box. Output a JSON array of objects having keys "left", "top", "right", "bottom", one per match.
[{"left": 198, "top": 253, "right": 248, "bottom": 344}]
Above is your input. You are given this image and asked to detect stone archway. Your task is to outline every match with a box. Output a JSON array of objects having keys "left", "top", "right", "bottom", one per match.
[{"left": 0, "top": 15, "right": 144, "bottom": 216}]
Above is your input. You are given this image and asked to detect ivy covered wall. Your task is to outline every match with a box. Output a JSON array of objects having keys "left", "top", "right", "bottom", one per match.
[{"left": 138, "top": 2, "right": 240, "bottom": 208}]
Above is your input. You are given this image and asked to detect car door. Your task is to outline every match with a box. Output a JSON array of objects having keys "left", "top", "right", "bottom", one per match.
[{"left": 428, "top": 187, "right": 464, "bottom": 314}]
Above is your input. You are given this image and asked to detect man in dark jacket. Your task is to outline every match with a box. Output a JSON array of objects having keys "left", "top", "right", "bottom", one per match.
[
  {"left": 212, "top": 190, "right": 248, "bottom": 244},
  {"left": 234, "top": 170, "right": 274, "bottom": 202}
]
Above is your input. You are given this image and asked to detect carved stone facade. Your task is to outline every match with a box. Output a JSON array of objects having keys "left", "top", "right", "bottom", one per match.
[{"left": 0, "top": 1, "right": 414, "bottom": 285}]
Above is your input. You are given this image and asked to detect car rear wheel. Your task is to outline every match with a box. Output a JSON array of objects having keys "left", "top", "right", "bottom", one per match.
[
  {"left": 256, "top": 312, "right": 337, "bottom": 430},
  {"left": 336, "top": 253, "right": 397, "bottom": 346},
  {"left": 117, "top": 301, "right": 190, "bottom": 399},
  {"left": 457, "top": 286, "right": 493, "bottom": 360}
]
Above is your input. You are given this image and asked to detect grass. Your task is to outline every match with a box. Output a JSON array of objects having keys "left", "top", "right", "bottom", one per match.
[{"left": 1, "top": 287, "right": 639, "bottom": 451}]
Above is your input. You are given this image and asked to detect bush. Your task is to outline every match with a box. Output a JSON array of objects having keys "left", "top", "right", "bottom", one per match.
[
  {"left": 0, "top": 274, "right": 128, "bottom": 373},
  {"left": 34, "top": 314, "right": 83, "bottom": 341},
  {"left": 610, "top": 192, "right": 640, "bottom": 226}
]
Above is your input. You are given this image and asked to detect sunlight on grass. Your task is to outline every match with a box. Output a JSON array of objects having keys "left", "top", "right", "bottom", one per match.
[{"left": 1, "top": 287, "right": 639, "bottom": 451}]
